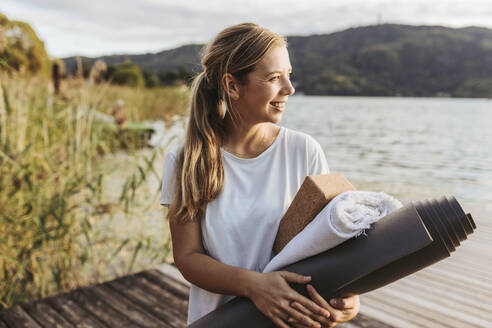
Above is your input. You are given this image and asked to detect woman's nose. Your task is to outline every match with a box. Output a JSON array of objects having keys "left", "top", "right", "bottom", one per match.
[{"left": 281, "top": 77, "right": 295, "bottom": 96}]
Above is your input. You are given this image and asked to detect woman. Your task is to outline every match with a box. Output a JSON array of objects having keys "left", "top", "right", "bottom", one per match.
[{"left": 161, "top": 23, "right": 360, "bottom": 327}]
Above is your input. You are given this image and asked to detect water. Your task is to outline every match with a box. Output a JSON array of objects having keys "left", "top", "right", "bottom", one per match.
[{"left": 280, "top": 95, "right": 492, "bottom": 211}]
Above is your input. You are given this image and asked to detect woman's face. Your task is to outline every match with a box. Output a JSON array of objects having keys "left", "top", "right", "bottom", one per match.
[{"left": 232, "top": 45, "right": 295, "bottom": 126}]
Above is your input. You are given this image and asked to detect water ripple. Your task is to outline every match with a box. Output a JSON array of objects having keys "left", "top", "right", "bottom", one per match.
[{"left": 282, "top": 96, "right": 492, "bottom": 203}]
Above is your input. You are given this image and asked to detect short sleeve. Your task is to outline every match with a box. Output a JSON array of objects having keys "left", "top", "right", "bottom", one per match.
[
  {"left": 160, "top": 151, "right": 177, "bottom": 206},
  {"left": 309, "top": 138, "right": 330, "bottom": 175}
]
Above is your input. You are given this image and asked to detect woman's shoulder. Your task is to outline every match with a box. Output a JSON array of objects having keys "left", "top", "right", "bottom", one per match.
[{"left": 165, "top": 143, "right": 183, "bottom": 160}]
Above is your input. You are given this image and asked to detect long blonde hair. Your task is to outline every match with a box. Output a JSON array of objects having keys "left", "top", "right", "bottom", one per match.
[{"left": 168, "top": 23, "right": 286, "bottom": 224}]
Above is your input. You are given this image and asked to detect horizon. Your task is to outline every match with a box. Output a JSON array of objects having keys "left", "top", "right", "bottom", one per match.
[{"left": 2, "top": 0, "right": 492, "bottom": 58}]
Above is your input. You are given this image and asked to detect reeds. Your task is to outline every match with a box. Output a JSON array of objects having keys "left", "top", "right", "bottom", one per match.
[
  {"left": 82, "top": 82, "right": 189, "bottom": 123},
  {"left": 0, "top": 73, "right": 187, "bottom": 308}
]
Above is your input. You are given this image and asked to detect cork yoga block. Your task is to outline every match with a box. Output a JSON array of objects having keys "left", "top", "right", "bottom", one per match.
[{"left": 273, "top": 173, "right": 356, "bottom": 254}]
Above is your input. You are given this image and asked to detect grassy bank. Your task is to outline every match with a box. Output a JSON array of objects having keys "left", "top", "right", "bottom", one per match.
[
  {"left": 0, "top": 73, "right": 188, "bottom": 308},
  {"left": 79, "top": 81, "right": 189, "bottom": 122}
]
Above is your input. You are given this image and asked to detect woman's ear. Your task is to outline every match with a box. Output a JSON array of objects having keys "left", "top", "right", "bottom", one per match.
[{"left": 221, "top": 73, "right": 240, "bottom": 100}]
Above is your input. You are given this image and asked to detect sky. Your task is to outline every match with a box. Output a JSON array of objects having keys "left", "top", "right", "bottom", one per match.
[{"left": 2, "top": 0, "right": 492, "bottom": 58}]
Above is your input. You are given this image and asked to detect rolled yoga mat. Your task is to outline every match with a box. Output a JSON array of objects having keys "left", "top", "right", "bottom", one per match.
[{"left": 187, "top": 197, "right": 476, "bottom": 328}]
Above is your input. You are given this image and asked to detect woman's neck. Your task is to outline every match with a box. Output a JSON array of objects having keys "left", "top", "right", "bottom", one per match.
[{"left": 222, "top": 122, "right": 279, "bottom": 158}]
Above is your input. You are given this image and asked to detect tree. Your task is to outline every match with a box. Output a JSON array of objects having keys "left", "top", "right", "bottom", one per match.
[
  {"left": 142, "top": 69, "right": 160, "bottom": 88},
  {"left": 0, "top": 13, "right": 50, "bottom": 75},
  {"left": 158, "top": 70, "right": 179, "bottom": 85},
  {"left": 106, "top": 60, "right": 145, "bottom": 87}
]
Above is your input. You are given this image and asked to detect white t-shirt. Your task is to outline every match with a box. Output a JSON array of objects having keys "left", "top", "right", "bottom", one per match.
[{"left": 160, "top": 126, "right": 329, "bottom": 324}]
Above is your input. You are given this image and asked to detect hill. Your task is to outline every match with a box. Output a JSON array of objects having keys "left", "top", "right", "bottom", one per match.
[
  {"left": 63, "top": 44, "right": 202, "bottom": 80},
  {"left": 63, "top": 24, "right": 492, "bottom": 97}
]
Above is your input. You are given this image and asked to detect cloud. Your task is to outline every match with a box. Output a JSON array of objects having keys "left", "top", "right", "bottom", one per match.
[{"left": 2, "top": 0, "right": 491, "bottom": 57}]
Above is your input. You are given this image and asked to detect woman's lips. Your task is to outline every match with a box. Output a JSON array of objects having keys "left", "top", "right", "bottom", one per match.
[{"left": 270, "top": 101, "right": 286, "bottom": 111}]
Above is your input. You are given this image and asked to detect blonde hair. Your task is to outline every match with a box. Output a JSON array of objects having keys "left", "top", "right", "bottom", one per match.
[{"left": 168, "top": 23, "right": 286, "bottom": 223}]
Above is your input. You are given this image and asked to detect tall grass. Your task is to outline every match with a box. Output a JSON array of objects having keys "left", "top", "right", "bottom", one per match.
[
  {"left": 0, "top": 73, "right": 188, "bottom": 308},
  {"left": 76, "top": 81, "right": 189, "bottom": 122}
]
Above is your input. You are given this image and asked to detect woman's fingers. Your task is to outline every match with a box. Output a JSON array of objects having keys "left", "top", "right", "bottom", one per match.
[
  {"left": 278, "top": 271, "right": 329, "bottom": 319},
  {"left": 272, "top": 297, "right": 322, "bottom": 328},
  {"left": 306, "top": 284, "right": 330, "bottom": 308},
  {"left": 269, "top": 272, "right": 358, "bottom": 327},
  {"left": 294, "top": 291, "right": 331, "bottom": 319},
  {"left": 305, "top": 285, "right": 359, "bottom": 324},
  {"left": 281, "top": 301, "right": 321, "bottom": 328},
  {"left": 329, "top": 295, "right": 357, "bottom": 309},
  {"left": 280, "top": 271, "right": 312, "bottom": 284},
  {"left": 288, "top": 286, "right": 360, "bottom": 327},
  {"left": 291, "top": 301, "right": 311, "bottom": 316},
  {"left": 290, "top": 301, "right": 331, "bottom": 325}
]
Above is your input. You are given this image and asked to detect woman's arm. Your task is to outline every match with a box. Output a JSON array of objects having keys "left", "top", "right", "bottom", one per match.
[
  {"left": 169, "top": 217, "right": 253, "bottom": 297},
  {"left": 168, "top": 214, "right": 331, "bottom": 328}
]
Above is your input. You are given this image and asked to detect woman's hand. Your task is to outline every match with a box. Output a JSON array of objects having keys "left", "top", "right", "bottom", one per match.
[
  {"left": 288, "top": 285, "right": 360, "bottom": 328},
  {"left": 246, "top": 271, "right": 332, "bottom": 328}
]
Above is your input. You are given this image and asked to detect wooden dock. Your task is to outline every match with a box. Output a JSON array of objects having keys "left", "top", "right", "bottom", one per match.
[
  {"left": 0, "top": 266, "right": 189, "bottom": 328},
  {"left": 0, "top": 264, "right": 392, "bottom": 328}
]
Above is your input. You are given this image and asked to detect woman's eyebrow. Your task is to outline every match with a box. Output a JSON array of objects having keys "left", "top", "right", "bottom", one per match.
[{"left": 265, "top": 68, "right": 293, "bottom": 76}]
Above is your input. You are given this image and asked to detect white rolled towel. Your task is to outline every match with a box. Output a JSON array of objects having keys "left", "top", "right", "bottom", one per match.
[{"left": 262, "top": 190, "right": 402, "bottom": 273}]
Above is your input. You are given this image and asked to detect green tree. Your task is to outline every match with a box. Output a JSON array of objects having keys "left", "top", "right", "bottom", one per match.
[
  {"left": 158, "top": 70, "right": 179, "bottom": 85},
  {"left": 107, "top": 60, "right": 145, "bottom": 87},
  {"left": 142, "top": 69, "right": 160, "bottom": 88}
]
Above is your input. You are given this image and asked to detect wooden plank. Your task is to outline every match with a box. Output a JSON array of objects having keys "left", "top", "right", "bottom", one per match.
[
  {"left": 340, "top": 313, "right": 395, "bottom": 328},
  {"left": 417, "top": 267, "right": 492, "bottom": 297},
  {"left": 118, "top": 274, "right": 187, "bottom": 316},
  {"left": 361, "top": 294, "right": 453, "bottom": 328},
  {"left": 360, "top": 301, "right": 433, "bottom": 328},
  {"left": 383, "top": 279, "right": 492, "bottom": 322},
  {"left": 46, "top": 293, "right": 107, "bottom": 328},
  {"left": 405, "top": 270, "right": 492, "bottom": 302},
  {"left": 425, "top": 266, "right": 492, "bottom": 291},
  {"left": 22, "top": 300, "right": 74, "bottom": 328},
  {"left": 144, "top": 269, "right": 190, "bottom": 297},
  {"left": 412, "top": 272, "right": 490, "bottom": 300},
  {"left": 133, "top": 273, "right": 188, "bottom": 313},
  {"left": 442, "top": 261, "right": 492, "bottom": 281},
  {"left": 365, "top": 287, "right": 486, "bottom": 328},
  {"left": 141, "top": 269, "right": 189, "bottom": 298},
  {"left": 69, "top": 289, "right": 138, "bottom": 328},
  {"left": 438, "top": 261, "right": 492, "bottom": 280},
  {"left": 107, "top": 276, "right": 185, "bottom": 327},
  {"left": 83, "top": 283, "right": 164, "bottom": 328},
  {"left": 0, "top": 305, "right": 42, "bottom": 328}
]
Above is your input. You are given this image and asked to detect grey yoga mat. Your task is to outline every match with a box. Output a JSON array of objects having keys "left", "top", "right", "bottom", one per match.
[{"left": 188, "top": 196, "right": 476, "bottom": 328}]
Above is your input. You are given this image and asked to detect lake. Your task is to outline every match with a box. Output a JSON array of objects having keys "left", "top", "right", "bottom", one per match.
[{"left": 280, "top": 95, "right": 492, "bottom": 217}]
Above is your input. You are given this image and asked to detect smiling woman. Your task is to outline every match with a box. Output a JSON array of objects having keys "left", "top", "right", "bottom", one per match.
[
  {"left": 220, "top": 45, "right": 295, "bottom": 157},
  {"left": 160, "top": 22, "right": 360, "bottom": 327}
]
